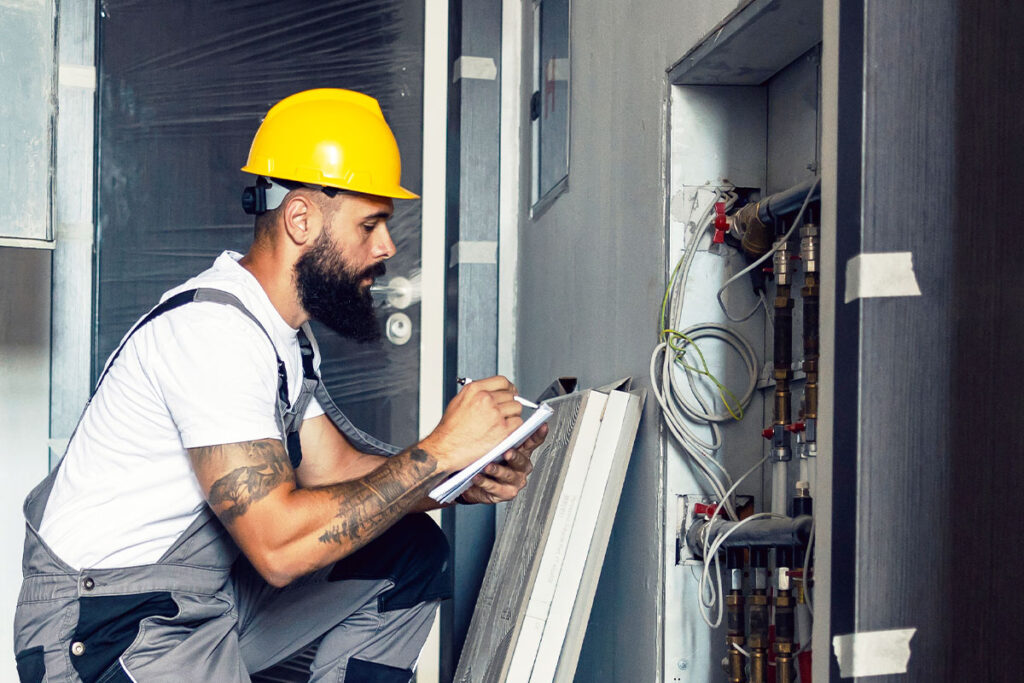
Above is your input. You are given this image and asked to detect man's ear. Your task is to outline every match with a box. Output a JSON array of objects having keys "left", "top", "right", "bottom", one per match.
[{"left": 281, "top": 193, "right": 317, "bottom": 246}]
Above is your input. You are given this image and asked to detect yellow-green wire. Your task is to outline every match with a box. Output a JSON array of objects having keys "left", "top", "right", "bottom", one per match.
[
  {"left": 663, "top": 329, "right": 745, "bottom": 421},
  {"left": 659, "top": 254, "right": 685, "bottom": 342},
  {"left": 660, "top": 250, "right": 744, "bottom": 422}
]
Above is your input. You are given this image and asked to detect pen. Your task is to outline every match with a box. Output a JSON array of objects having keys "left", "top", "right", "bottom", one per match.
[{"left": 456, "top": 377, "right": 540, "bottom": 410}]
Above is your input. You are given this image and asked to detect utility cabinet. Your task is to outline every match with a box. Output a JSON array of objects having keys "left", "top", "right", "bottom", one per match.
[{"left": 662, "top": 1, "right": 823, "bottom": 681}]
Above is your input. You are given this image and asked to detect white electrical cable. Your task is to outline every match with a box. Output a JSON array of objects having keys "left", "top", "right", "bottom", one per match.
[
  {"left": 698, "top": 511, "right": 784, "bottom": 629},
  {"left": 716, "top": 177, "right": 821, "bottom": 322},
  {"left": 651, "top": 188, "right": 733, "bottom": 511},
  {"left": 651, "top": 186, "right": 762, "bottom": 520},
  {"left": 802, "top": 519, "right": 815, "bottom": 616},
  {"left": 696, "top": 455, "right": 772, "bottom": 628}
]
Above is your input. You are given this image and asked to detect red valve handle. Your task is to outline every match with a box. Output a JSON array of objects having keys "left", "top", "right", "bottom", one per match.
[
  {"left": 694, "top": 502, "right": 725, "bottom": 518},
  {"left": 713, "top": 202, "right": 728, "bottom": 244}
]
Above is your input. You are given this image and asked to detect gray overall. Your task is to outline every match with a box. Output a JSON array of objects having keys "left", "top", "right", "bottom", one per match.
[{"left": 13, "top": 288, "right": 451, "bottom": 683}]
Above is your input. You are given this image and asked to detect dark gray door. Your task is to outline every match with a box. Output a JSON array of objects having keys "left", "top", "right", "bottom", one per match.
[{"left": 95, "top": 0, "right": 426, "bottom": 448}]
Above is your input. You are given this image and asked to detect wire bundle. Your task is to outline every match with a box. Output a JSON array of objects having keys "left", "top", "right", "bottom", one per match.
[
  {"left": 650, "top": 187, "right": 759, "bottom": 520},
  {"left": 649, "top": 186, "right": 769, "bottom": 628}
]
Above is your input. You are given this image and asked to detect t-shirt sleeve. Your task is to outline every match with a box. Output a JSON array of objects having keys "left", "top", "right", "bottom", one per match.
[
  {"left": 303, "top": 395, "right": 325, "bottom": 420},
  {"left": 146, "top": 303, "right": 284, "bottom": 449}
]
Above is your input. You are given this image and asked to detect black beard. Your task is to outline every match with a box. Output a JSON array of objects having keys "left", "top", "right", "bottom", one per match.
[{"left": 294, "top": 231, "right": 386, "bottom": 343}]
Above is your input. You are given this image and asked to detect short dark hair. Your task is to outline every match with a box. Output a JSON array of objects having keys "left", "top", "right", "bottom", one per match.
[{"left": 252, "top": 188, "right": 343, "bottom": 244}]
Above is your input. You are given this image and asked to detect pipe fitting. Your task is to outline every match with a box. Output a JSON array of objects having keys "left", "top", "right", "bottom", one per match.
[
  {"left": 773, "top": 245, "right": 793, "bottom": 285},
  {"left": 800, "top": 223, "right": 819, "bottom": 273}
]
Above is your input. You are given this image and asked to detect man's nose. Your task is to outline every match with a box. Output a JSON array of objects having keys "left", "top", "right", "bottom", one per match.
[{"left": 374, "top": 224, "right": 397, "bottom": 260}]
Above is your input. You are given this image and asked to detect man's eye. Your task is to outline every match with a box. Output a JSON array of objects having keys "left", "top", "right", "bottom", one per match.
[{"left": 362, "top": 223, "right": 376, "bottom": 233}]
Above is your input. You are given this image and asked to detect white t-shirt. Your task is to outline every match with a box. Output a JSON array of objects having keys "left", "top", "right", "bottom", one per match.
[{"left": 39, "top": 251, "right": 325, "bottom": 569}]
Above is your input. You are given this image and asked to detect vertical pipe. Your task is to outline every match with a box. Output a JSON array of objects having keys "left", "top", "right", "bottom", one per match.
[
  {"left": 774, "top": 547, "right": 796, "bottom": 683},
  {"left": 725, "top": 548, "right": 747, "bottom": 683},
  {"left": 791, "top": 484, "right": 814, "bottom": 682},
  {"left": 799, "top": 224, "right": 820, "bottom": 496},
  {"left": 771, "top": 235, "right": 794, "bottom": 513},
  {"left": 748, "top": 548, "right": 769, "bottom": 683}
]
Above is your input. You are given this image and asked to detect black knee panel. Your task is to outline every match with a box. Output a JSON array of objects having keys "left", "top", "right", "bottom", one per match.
[
  {"left": 345, "top": 657, "right": 413, "bottom": 682},
  {"left": 329, "top": 513, "right": 451, "bottom": 612}
]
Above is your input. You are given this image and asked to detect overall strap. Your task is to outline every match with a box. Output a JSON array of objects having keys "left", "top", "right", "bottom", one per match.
[
  {"left": 94, "top": 288, "right": 294, "bottom": 458},
  {"left": 294, "top": 323, "right": 402, "bottom": 457},
  {"left": 27, "top": 287, "right": 293, "bottom": 531},
  {"left": 313, "top": 380, "right": 402, "bottom": 457},
  {"left": 96, "top": 289, "right": 289, "bottom": 411},
  {"left": 288, "top": 327, "right": 320, "bottom": 427}
]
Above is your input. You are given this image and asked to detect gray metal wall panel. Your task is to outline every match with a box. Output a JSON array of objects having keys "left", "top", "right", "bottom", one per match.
[
  {"left": 515, "top": 2, "right": 743, "bottom": 681},
  {"left": 855, "top": 6, "right": 957, "bottom": 681},
  {"left": 833, "top": 0, "right": 958, "bottom": 680},
  {"left": 0, "top": 0, "right": 56, "bottom": 241},
  {"left": 441, "top": 0, "right": 502, "bottom": 678},
  {"left": 766, "top": 47, "right": 820, "bottom": 195}
]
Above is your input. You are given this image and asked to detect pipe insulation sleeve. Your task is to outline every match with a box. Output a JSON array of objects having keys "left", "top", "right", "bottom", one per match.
[
  {"left": 686, "top": 515, "right": 813, "bottom": 558},
  {"left": 772, "top": 460, "right": 789, "bottom": 516},
  {"left": 759, "top": 177, "right": 821, "bottom": 224}
]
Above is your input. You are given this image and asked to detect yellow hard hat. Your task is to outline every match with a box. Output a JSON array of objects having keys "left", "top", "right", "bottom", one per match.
[{"left": 242, "top": 88, "right": 418, "bottom": 200}]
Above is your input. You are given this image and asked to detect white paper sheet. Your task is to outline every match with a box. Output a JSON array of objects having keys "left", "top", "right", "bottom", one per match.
[{"left": 429, "top": 404, "right": 555, "bottom": 503}]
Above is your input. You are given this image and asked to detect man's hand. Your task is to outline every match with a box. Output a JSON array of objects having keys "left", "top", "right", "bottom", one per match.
[
  {"left": 420, "top": 375, "right": 524, "bottom": 473},
  {"left": 457, "top": 422, "right": 548, "bottom": 505}
]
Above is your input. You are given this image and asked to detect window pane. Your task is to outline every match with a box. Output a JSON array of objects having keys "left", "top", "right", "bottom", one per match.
[{"left": 0, "top": 0, "right": 55, "bottom": 241}]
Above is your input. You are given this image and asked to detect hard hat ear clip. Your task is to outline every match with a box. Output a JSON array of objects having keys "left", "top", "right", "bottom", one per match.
[{"left": 241, "top": 183, "right": 266, "bottom": 215}]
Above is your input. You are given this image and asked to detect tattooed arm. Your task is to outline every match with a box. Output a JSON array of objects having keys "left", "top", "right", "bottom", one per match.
[
  {"left": 187, "top": 375, "right": 523, "bottom": 586},
  {"left": 295, "top": 401, "right": 548, "bottom": 510}
]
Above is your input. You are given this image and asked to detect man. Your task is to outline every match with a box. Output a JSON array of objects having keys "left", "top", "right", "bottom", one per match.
[{"left": 14, "top": 88, "right": 546, "bottom": 683}]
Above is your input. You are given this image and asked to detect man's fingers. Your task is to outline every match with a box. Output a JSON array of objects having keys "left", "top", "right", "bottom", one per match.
[
  {"left": 502, "top": 449, "right": 534, "bottom": 474},
  {"left": 487, "top": 389, "right": 516, "bottom": 405},
  {"left": 504, "top": 415, "right": 524, "bottom": 431},
  {"left": 482, "top": 460, "right": 529, "bottom": 486},
  {"left": 498, "top": 399, "right": 523, "bottom": 419},
  {"left": 470, "top": 475, "right": 518, "bottom": 501},
  {"left": 520, "top": 423, "right": 549, "bottom": 450}
]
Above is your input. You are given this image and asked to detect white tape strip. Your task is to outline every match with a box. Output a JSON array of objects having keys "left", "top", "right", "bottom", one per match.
[
  {"left": 59, "top": 64, "right": 97, "bottom": 91},
  {"left": 844, "top": 252, "right": 922, "bottom": 304},
  {"left": 832, "top": 628, "right": 916, "bottom": 678},
  {"left": 56, "top": 222, "right": 94, "bottom": 241},
  {"left": 452, "top": 56, "right": 497, "bottom": 82},
  {"left": 449, "top": 240, "right": 497, "bottom": 267}
]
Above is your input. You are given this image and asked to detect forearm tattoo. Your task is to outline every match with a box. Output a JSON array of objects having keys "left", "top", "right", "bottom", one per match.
[
  {"left": 316, "top": 446, "right": 441, "bottom": 551},
  {"left": 191, "top": 440, "right": 442, "bottom": 557},
  {"left": 190, "top": 439, "right": 294, "bottom": 525}
]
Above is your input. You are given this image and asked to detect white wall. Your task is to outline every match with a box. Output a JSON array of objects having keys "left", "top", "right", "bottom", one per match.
[{"left": 0, "top": 247, "right": 52, "bottom": 673}]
